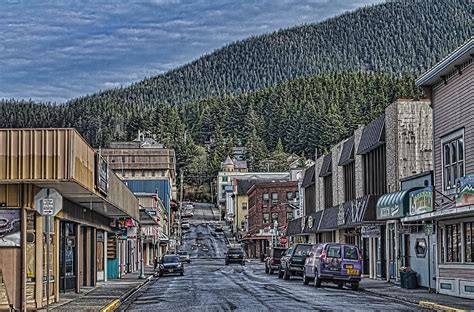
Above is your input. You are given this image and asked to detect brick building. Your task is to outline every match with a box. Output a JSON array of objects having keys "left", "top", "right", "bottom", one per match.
[{"left": 245, "top": 181, "right": 297, "bottom": 258}]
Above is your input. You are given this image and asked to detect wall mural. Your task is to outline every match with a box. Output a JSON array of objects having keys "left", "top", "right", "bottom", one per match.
[{"left": 0, "top": 209, "right": 21, "bottom": 247}]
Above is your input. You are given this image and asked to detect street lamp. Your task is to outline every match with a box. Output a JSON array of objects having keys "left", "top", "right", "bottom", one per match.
[
  {"left": 139, "top": 226, "right": 145, "bottom": 279},
  {"left": 272, "top": 220, "right": 278, "bottom": 247}
]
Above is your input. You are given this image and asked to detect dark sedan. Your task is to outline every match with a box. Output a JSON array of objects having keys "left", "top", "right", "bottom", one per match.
[{"left": 158, "top": 255, "right": 184, "bottom": 277}]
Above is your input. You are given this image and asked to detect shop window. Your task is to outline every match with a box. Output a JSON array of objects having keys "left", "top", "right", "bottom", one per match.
[
  {"left": 440, "top": 227, "right": 445, "bottom": 263},
  {"left": 440, "top": 283, "right": 452, "bottom": 290},
  {"left": 271, "top": 192, "right": 278, "bottom": 203},
  {"left": 442, "top": 130, "right": 464, "bottom": 191},
  {"left": 262, "top": 213, "right": 270, "bottom": 224},
  {"left": 271, "top": 212, "right": 278, "bottom": 224},
  {"left": 465, "top": 285, "right": 474, "bottom": 293},
  {"left": 286, "top": 192, "right": 293, "bottom": 200},
  {"left": 286, "top": 212, "right": 293, "bottom": 222},
  {"left": 415, "top": 238, "right": 427, "bottom": 258},
  {"left": 465, "top": 222, "right": 474, "bottom": 262},
  {"left": 446, "top": 224, "right": 461, "bottom": 262}
]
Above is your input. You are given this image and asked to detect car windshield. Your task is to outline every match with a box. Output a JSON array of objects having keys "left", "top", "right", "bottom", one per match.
[
  {"left": 294, "top": 245, "right": 311, "bottom": 256},
  {"left": 344, "top": 246, "right": 359, "bottom": 260},
  {"left": 163, "top": 256, "right": 180, "bottom": 263},
  {"left": 327, "top": 245, "right": 342, "bottom": 258},
  {"left": 178, "top": 252, "right": 188, "bottom": 255}
]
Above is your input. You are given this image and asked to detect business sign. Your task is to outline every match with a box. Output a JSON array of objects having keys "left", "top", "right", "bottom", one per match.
[
  {"left": 224, "top": 185, "right": 234, "bottom": 193},
  {"left": 127, "top": 227, "right": 137, "bottom": 239},
  {"left": 409, "top": 186, "right": 433, "bottom": 216},
  {"left": 0, "top": 209, "right": 21, "bottom": 247},
  {"left": 307, "top": 216, "right": 314, "bottom": 230},
  {"left": 116, "top": 228, "right": 127, "bottom": 240},
  {"left": 337, "top": 204, "right": 346, "bottom": 226},
  {"left": 456, "top": 175, "right": 474, "bottom": 207},
  {"left": 361, "top": 225, "right": 380, "bottom": 238},
  {"left": 95, "top": 154, "right": 109, "bottom": 195},
  {"left": 146, "top": 209, "right": 157, "bottom": 217}
]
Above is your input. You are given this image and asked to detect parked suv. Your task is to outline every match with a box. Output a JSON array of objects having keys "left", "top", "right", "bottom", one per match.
[
  {"left": 302, "top": 243, "right": 362, "bottom": 290},
  {"left": 265, "top": 247, "right": 287, "bottom": 274},
  {"left": 278, "top": 244, "right": 313, "bottom": 280}
]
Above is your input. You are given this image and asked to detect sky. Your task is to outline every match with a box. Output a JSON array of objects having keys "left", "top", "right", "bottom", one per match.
[{"left": 0, "top": 0, "right": 382, "bottom": 103}]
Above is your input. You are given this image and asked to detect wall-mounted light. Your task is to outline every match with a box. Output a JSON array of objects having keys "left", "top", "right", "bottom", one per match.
[{"left": 0, "top": 203, "right": 6, "bottom": 207}]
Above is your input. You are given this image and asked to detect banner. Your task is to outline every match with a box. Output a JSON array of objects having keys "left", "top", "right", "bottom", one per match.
[{"left": 0, "top": 209, "right": 21, "bottom": 247}]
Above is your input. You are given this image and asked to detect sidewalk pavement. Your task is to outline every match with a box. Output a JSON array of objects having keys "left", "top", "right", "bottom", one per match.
[
  {"left": 40, "top": 266, "right": 155, "bottom": 312},
  {"left": 360, "top": 279, "right": 474, "bottom": 311}
]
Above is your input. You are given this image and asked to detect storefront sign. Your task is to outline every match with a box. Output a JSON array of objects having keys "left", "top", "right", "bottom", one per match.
[
  {"left": 95, "top": 154, "right": 109, "bottom": 195},
  {"left": 346, "top": 196, "right": 369, "bottom": 224},
  {"left": 0, "top": 209, "right": 21, "bottom": 247},
  {"left": 409, "top": 187, "right": 433, "bottom": 216},
  {"left": 307, "top": 216, "right": 314, "bottom": 229},
  {"left": 146, "top": 209, "right": 157, "bottom": 217},
  {"left": 116, "top": 228, "right": 127, "bottom": 240},
  {"left": 361, "top": 225, "right": 380, "bottom": 238},
  {"left": 301, "top": 216, "right": 306, "bottom": 231},
  {"left": 456, "top": 175, "right": 474, "bottom": 207}
]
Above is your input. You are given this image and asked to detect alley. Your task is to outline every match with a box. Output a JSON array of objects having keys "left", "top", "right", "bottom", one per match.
[{"left": 119, "top": 205, "right": 424, "bottom": 312}]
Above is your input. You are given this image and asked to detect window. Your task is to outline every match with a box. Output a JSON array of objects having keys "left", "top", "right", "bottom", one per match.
[
  {"left": 344, "top": 246, "right": 359, "bottom": 260},
  {"left": 446, "top": 224, "right": 461, "bottom": 262},
  {"left": 262, "top": 213, "right": 270, "bottom": 224},
  {"left": 323, "top": 175, "right": 333, "bottom": 208},
  {"left": 362, "top": 145, "right": 387, "bottom": 195},
  {"left": 465, "top": 222, "right": 474, "bottom": 262},
  {"left": 271, "top": 212, "right": 279, "bottom": 224},
  {"left": 222, "top": 176, "right": 228, "bottom": 182},
  {"left": 295, "top": 192, "right": 299, "bottom": 200},
  {"left": 442, "top": 131, "right": 464, "bottom": 191},
  {"left": 286, "top": 192, "right": 293, "bottom": 200},
  {"left": 271, "top": 192, "right": 278, "bottom": 203},
  {"left": 343, "top": 162, "right": 356, "bottom": 201},
  {"left": 327, "top": 245, "right": 341, "bottom": 258},
  {"left": 262, "top": 193, "right": 269, "bottom": 205},
  {"left": 286, "top": 212, "right": 293, "bottom": 222},
  {"left": 242, "top": 203, "right": 248, "bottom": 210}
]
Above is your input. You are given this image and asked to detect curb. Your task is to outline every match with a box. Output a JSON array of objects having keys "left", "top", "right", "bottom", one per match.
[
  {"left": 361, "top": 287, "right": 468, "bottom": 312},
  {"left": 100, "top": 274, "right": 155, "bottom": 312},
  {"left": 419, "top": 301, "right": 467, "bottom": 312}
]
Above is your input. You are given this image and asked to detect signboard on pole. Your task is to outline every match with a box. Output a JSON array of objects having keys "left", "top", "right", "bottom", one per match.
[{"left": 34, "top": 188, "right": 63, "bottom": 217}]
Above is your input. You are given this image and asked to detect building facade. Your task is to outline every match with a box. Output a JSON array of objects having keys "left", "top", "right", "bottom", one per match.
[
  {"left": 0, "top": 129, "right": 139, "bottom": 310},
  {"left": 245, "top": 182, "right": 297, "bottom": 259}
]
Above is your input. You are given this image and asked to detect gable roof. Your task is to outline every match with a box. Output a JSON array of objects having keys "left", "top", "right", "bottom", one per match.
[{"left": 301, "top": 165, "right": 315, "bottom": 188}]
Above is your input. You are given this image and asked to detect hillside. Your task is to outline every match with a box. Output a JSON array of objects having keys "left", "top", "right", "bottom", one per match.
[{"left": 65, "top": 0, "right": 469, "bottom": 108}]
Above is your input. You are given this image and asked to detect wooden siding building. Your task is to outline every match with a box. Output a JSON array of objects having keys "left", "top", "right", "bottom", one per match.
[{"left": 0, "top": 129, "right": 139, "bottom": 310}]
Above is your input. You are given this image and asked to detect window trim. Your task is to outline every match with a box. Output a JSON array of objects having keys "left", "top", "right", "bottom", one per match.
[{"left": 441, "top": 128, "right": 465, "bottom": 193}]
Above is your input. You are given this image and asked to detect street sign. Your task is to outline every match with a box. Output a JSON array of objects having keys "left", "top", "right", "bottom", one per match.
[
  {"left": 279, "top": 236, "right": 288, "bottom": 245},
  {"left": 34, "top": 188, "right": 63, "bottom": 217}
]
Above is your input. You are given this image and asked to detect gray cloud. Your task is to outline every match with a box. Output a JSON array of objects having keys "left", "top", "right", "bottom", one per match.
[{"left": 0, "top": 0, "right": 382, "bottom": 103}]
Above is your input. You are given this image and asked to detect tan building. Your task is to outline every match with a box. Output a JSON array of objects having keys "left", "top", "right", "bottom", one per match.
[{"left": 0, "top": 129, "right": 139, "bottom": 310}]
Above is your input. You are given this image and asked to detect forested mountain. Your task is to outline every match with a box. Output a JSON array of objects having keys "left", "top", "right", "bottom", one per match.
[
  {"left": 0, "top": 0, "right": 471, "bottom": 181},
  {"left": 61, "top": 0, "right": 469, "bottom": 108}
]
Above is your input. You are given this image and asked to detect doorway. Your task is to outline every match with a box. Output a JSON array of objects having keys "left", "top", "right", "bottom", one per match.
[{"left": 59, "top": 222, "right": 76, "bottom": 293}]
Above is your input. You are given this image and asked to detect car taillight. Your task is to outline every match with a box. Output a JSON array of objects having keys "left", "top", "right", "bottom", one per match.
[{"left": 271, "top": 258, "right": 275, "bottom": 265}]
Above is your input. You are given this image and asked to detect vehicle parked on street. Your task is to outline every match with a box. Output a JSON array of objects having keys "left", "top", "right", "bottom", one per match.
[
  {"left": 225, "top": 246, "right": 245, "bottom": 265},
  {"left": 215, "top": 223, "right": 223, "bottom": 232},
  {"left": 265, "top": 247, "right": 287, "bottom": 274},
  {"left": 181, "top": 220, "right": 190, "bottom": 229},
  {"left": 158, "top": 255, "right": 184, "bottom": 277},
  {"left": 178, "top": 251, "right": 191, "bottom": 263},
  {"left": 278, "top": 244, "right": 312, "bottom": 280},
  {"left": 302, "top": 243, "right": 362, "bottom": 290}
]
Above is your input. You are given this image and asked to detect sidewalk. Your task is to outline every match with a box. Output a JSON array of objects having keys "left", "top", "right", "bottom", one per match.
[
  {"left": 40, "top": 266, "right": 155, "bottom": 311},
  {"left": 360, "top": 279, "right": 474, "bottom": 311}
]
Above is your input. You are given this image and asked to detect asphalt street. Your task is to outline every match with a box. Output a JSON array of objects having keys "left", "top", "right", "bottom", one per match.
[{"left": 120, "top": 203, "right": 426, "bottom": 312}]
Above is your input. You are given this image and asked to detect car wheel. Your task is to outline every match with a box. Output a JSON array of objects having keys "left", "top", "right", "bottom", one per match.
[
  {"left": 337, "top": 283, "right": 344, "bottom": 289},
  {"left": 283, "top": 268, "right": 290, "bottom": 280},
  {"left": 314, "top": 271, "right": 321, "bottom": 288},
  {"left": 351, "top": 283, "right": 359, "bottom": 291},
  {"left": 303, "top": 270, "right": 309, "bottom": 285},
  {"left": 180, "top": 272, "right": 184, "bottom": 276},
  {"left": 278, "top": 266, "right": 283, "bottom": 279}
]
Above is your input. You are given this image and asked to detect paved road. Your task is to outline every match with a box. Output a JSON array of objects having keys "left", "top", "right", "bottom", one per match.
[{"left": 120, "top": 204, "right": 425, "bottom": 312}]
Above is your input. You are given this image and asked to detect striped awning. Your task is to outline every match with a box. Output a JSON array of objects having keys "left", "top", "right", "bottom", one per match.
[{"left": 376, "top": 190, "right": 410, "bottom": 220}]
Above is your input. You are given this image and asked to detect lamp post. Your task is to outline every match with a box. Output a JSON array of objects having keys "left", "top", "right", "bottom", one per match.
[
  {"left": 139, "top": 226, "right": 145, "bottom": 279},
  {"left": 273, "top": 220, "right": 278, "bottom": 247}
]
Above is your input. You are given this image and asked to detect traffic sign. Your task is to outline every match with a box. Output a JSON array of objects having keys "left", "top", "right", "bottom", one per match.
[
  {"left": 279, "top": 236, "right": 288, "bottom": 245},
  {"left": 34, "top": 188, "right": 63, "bottom": 216}
]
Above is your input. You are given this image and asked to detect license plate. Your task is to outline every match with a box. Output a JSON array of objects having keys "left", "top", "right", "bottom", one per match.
[
  {"left": 347, "top": 269, "right": 359, "bottom": 275},
  {"left": 345, "top": 264, "right": 353, "bottom": 269},
  {"left": 168, "top": 269, "right": 174, "bottom": 272}
]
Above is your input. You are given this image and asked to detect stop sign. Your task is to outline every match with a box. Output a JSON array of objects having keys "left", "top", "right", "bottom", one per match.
[{"left": 279, "top": 236, "right": 288, "bottom": 245}]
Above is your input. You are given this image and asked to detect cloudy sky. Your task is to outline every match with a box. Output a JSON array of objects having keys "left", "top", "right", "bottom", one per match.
[{"left": 0, "top": 0, "right": 382, "bottom": 103}]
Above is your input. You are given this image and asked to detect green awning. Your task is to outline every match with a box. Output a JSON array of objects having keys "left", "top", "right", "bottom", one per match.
[{"left": 376, "top": 190, "right": 410, "bottom": 220}]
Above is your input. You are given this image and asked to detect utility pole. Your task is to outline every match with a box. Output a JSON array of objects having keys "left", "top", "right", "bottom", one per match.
[{"left": 178, "top": 171, "right": 184, "bottom": 250}]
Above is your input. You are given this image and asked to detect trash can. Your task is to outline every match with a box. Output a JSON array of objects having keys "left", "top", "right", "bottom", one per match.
[{"left": 400, "top": 271, "right": 417, "bottom": 289}]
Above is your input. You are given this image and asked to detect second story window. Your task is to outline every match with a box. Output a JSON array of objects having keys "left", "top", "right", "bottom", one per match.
[
  {"left": 286, "top": 191, "right": 293, "bottom": 201},
  {"left": 262, "top": 213, "right": 270, "bottom": 224},
  {"left": 271, "top": 212, "right": 278, "bottom": 224},
  {"left": 271, "top": 192, "right": 278, "bottom": 203},
  {"left": 442, "top": 130, "right": 464, "bottom": 191},
  {"left": 262, "top": 193, "right": 269, "bottom": 205},
  {"left": 286, "top": 211, "right": 293, "bottom": 222}
]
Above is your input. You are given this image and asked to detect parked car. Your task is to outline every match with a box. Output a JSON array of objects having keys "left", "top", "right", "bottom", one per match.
[
  {"left": 181, "top": 220, "right": 190, "bottom": 229},
  {"left": 178, "top": 251, "right": 191, "bottom": 263},
  {"left": 215, "top": 223, "right": 223, "bottom": 232},
  {"left": 265, "top": 247, "right": 287, "bottom": 274},
  {"left": 225, "top": 247, "right": 245, "bottom": 265},
  {"left": 158, "top": 255, "right": 184, "bottom": 277},
  {"left": 278, "top": 244, "right": 313, "bottom": 280},
  {"left": 302, "top": 243, "right": 362, "bottom": 290}
]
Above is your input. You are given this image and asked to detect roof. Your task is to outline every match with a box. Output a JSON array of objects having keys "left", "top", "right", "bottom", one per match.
[
  {"left": 416, "top": 38, "right": 474, "bottom": 87},
  {"left": 286, "top": 218, "right": 302, "bottom": 236},
  {"left": 236, "top": 179, "right": 267, "bottom": 195},
  {"left": 301, "top": 165, "right": 315, "bottom": 188},
  {"left": 357, "top": 114, "right": 385, "bottom": 155},
  {"left": 302, "top": 210, "right": 323, "bottom": 234},
  {"left": 338, "top": 136, "right": 355, "bottom": 166},
  {"left": 222, "top": 156, "right": 234, "bottom": 166},
  {"left": 246, "top": 181, "right": 298, "bottom": 195},
  {"left": 234, "top": 160, "right": 248, "bottom": 169},
  {"left": 319, "top": 153, "right": 332, "bottom": 177},
  {"left": 318, "top": 206, "right": 339, "bottom": 230}
]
